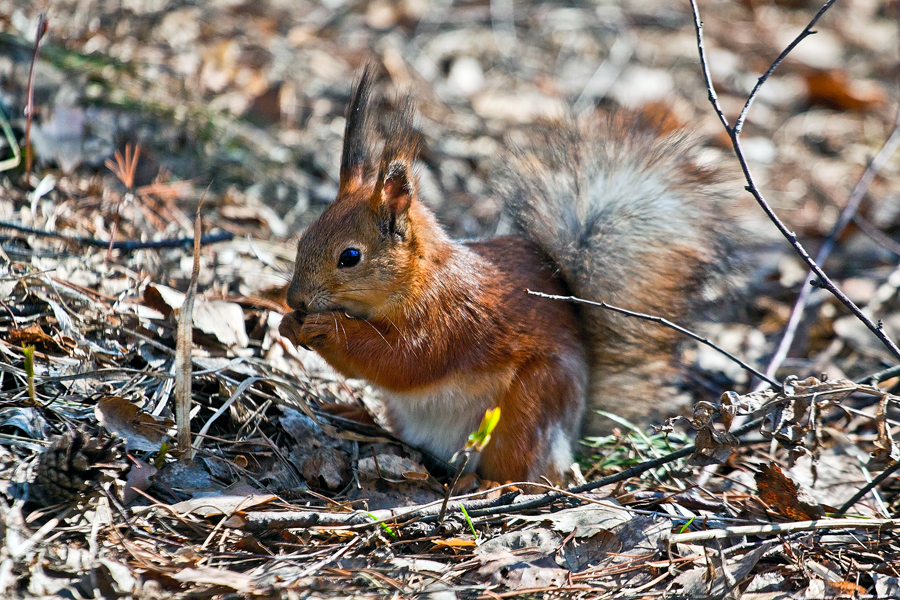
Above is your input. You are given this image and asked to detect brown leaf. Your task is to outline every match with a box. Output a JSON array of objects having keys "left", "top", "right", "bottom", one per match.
[
  {"left": 755, "top": 463, "right": 825, "bottom": 521},
  {"left": 95, "top": 396, "right": 171, "bottom": 452},
  {"left": 805, "top": 70, "right": 886, "bottom": 112},
  {"left": 123, "top": 455, "right": 157, "bottom": 504},
  {"left": 8, "top": 323, "right": 64, "bottom": 354},
  {"left": 144, "top": 284, "right": 249, "bottom": 348},
  {"left": 690, "top": 424, "right": 737, "bottom": 467},
  {"left": 302, "top": 446, "right": 351, "bottom": 491}
]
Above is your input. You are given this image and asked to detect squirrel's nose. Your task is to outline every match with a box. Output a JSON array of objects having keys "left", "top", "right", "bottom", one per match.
[{"left": 285, "top": 282, "right": 308, "bottom": 313}]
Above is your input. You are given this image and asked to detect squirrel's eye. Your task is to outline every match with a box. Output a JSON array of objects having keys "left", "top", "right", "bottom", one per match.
[{"left": 338, "top": 247, "right": 361, "bottom": 268}]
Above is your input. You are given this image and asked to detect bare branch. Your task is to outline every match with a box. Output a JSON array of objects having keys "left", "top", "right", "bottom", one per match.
[
  {"left": 733, "top": 0, "right": 838, "bottom": 135},
  {"left": 688, "top": 0, "right": 730, "bottom": 131},
  {"left": 527, "top": 290, "right": 779, "bottom": 387},
  {"left": 761, "top": 5, "right": 900, "bottom": 385},
  {"left": 689, "top": 0, "right": 900, "bottom": 364},
  {"left": 762, "top": 112, "right": 900, "bottom": 386}
]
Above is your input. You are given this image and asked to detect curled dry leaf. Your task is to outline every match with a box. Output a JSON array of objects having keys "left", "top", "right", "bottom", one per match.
[
  {"left": 95, "top": 396, "right": 172, "bottom": 452},
  {"left": 870, "top": 394, "right": 900, "bottom": 471},
  {"left": 8, "top": 323, "right": 65, "bottom": 354},
  {"left": 699, "top": 378, "right": 882, "bottom": 470},
  {"left": 690, "top": 425, "right": 737, "bottom": 467},
  {"left": 755, "top": 462, "right": 825, "bottom": 521}
]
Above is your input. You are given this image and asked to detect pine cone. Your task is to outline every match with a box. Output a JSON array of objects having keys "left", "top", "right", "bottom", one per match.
[{"left": 32, "top": 430, "right": 126, "bottom": 504}]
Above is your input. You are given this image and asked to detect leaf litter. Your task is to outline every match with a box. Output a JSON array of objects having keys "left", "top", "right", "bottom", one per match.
[{"left": 0, "top": 0, "right": 899, "bottom": 598}]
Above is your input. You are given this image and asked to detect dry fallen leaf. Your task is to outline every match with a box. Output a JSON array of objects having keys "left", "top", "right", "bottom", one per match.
[
  {"left": 170, "top": 491, "right": 276, "bottom": 517},
  {"left": 755, "top": 462, "right": 825, "bottom": 521},
  {"left": 144, "top": 283, "right": 250, "bottom": 348},
  {"left": 94, "top": 396, "right": 171, "bottom": 452},
  {"left": 170, "top": 567, "right": 254, "bottom": 593},
  {"left": 805, "top": 69, "right": 886, "bottom": 112},
  {"left": 8, "top": 323, "right": 64, "bottom": 354}
]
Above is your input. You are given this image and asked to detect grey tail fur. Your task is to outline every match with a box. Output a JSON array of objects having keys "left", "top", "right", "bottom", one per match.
[{"left": 499, "top": 113, "right": 740, "bottom": 439}]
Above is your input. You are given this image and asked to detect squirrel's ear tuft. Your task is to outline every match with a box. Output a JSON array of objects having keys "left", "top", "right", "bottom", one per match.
[
  {"left": 339, "top": 66, "right": 376, "bottom": 191},
  {"left": 372, "top": 95, "right": 419, "bottom": 237}
]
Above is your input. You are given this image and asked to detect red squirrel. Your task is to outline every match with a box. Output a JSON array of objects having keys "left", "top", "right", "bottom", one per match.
[{"left": 278, "top": 67, "right": 737, "bottom": 483}]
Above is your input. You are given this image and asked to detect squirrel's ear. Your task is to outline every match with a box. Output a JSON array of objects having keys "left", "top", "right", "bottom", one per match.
[
  {"left": 371, "top": 94, "right": 418, "bottom": 237},
  {"left": 373, "top": 161, "right": 414, "bottom": 237},
  {"left": 382, "top": 162, "right": 413, "bottom": 215}
]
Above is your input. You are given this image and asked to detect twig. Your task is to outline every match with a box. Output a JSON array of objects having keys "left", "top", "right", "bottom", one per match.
[
  {"left": 689, "top": 0, "right": 729, "bottom": 131},
  {"left": 761, "top": 104, "right": 900, "bottom": 388},
  {"left": 527, "top": 290, "right": 779, "bottom": 387},
  {"left": 463, "top": 416, "right": 765, "bottom": 520},
  {"left": 857, "top": 363, "right": 900, "bottom": 385},
  {"left": 24, "top": 12, "right": 48, "bottom": 180},
  {"left": 241, "top": 491, "right": 521, "bottom": 533},
  {"left": 438, "top": 451, "right": 471, "bottom": 523},
  {"left": 689, "top": 0, "right": 900, "bottom": 364},
  {"left": 240, "top": 416, "right": 768, "bottom": 534},
  {"left": 733, "top": 0, "right": 838, "bottom": 135},
  {"left": 175, "top": 198, "right": 204, "bottom": 460},
  {"left": 0, "top": 220, "right": 233, "bottom": 250},
  {"left": 834, "top": 460, "right": 900, "bottom": 517},
  {"left": 852, "top": 214, "right": 900, "bottom": 257},
  {"left": 670, "top": 517, "right": 899, "bottom": 544}
]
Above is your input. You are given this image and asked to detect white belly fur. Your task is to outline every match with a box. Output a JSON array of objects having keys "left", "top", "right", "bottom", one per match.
[{"left": 383, "top": 371, "right": 512, "bottom": 472}]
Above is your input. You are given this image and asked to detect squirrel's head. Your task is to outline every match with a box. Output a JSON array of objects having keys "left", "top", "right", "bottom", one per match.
[{"left": 285, "top": 66, "right": 435, "bottom": 321}]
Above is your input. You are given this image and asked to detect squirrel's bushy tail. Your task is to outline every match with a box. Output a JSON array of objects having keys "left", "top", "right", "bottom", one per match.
[{"left": 500, "top": 114, "right": 740, "bottom": 438}]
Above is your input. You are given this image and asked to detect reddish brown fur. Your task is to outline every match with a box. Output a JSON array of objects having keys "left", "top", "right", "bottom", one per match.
[{"left": 280, "top": 185, "right": 587, "bottom": 480}]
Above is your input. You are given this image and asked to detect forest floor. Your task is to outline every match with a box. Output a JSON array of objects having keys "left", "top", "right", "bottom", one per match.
[{"left": 1, "top": 0, "right": 899, "bottom": 598}]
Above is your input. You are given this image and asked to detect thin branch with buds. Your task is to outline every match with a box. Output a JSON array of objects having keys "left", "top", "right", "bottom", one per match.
[
  {"left": 688, "top": 0, "right": 900, "bottom": 364},
  {"left": 760, "top": 7, "right": 900, "bottom": 386}
]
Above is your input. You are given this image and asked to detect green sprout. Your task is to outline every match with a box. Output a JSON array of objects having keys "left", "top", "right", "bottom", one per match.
[
  {"left": 155, "top": 440, "right": 171, "bottom": 470},
  {"left": 459, "top": 503, "right": 477, "bottom": 539},
  {"left": 366, "top": 512, "right": 396, "bottom": 538},
  {"left": 465, "top": 407, "right": 501, "bottom": 452},
  {"left": 23, "top": 345, "right": 36, "bottom": 404}
]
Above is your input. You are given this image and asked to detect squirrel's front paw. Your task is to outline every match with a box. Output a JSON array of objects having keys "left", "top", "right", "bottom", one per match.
[
  {"left": 278, "top": 311, "right": 310, "bottom": 349},
  {"left": 279, "top": 311, "right": 337, "bottom": 350}
]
